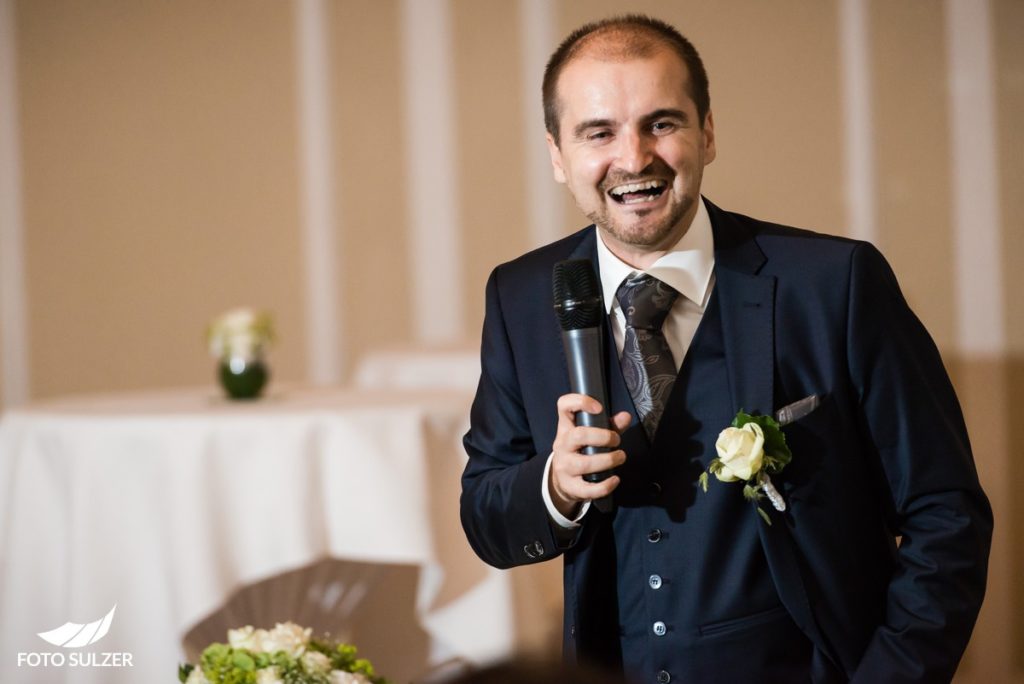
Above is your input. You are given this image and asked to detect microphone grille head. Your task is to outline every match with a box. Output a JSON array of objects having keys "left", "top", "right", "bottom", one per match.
[{"left": 553, "top": 259, "right": 604, "bottom": 330}]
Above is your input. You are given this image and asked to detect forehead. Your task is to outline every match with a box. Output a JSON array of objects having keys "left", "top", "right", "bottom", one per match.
[{"left": 555, "top": 49, "right": 695, "bottom": 127}]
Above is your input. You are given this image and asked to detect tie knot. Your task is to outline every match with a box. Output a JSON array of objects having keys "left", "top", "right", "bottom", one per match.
[{"left": 616, "top": 274, "right": 679, "bottom": 331}]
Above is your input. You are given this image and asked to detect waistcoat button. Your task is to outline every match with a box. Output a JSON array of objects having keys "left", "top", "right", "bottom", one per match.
[
  {"left": 648, "top": 574, "right": 662, "bottom": 589},
  {"left": 647, "top": 528, "right": 662, "bottom": 543},
  {"left": 656, "top": 670, "right": 671, "bottom": 683},
  {"left": 652, "top": 621, "right": 667, "bottom": 636}
]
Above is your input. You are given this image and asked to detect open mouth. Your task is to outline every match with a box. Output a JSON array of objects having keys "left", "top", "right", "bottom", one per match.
[{"left": 608, "top": 179, "right": 668, "bottom": 205}]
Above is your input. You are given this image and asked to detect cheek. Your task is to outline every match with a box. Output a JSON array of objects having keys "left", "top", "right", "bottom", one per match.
[{"left": 580, "top": 157, "right": 611, "bottom": 188}]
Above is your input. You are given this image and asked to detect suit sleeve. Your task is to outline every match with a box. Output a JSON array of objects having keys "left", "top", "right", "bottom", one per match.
[
  {"left": 460, "top": 267, "right": 569, "bottom": 569},
  {"left": 845, "top": 243, "right": 993, "bottom": 683}
]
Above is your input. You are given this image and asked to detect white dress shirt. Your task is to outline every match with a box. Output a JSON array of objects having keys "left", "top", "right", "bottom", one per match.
[{"left": 542, "top": 198, "right": 717, "bottom": 528}]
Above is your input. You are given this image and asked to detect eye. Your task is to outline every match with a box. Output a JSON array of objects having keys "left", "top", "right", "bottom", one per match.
[
  {"left": 651, "top": 120, "right": 677, "bottom": 134},
  {"left": 586, "top": 130, "right": 612, "bottom": 142}
]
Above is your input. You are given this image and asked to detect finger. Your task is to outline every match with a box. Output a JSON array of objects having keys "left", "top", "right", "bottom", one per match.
[
  {"left": 557, "top": 425, "right": 622, "bottom": 453},
  {"left": 556, "top": 393, "right": 604, "bottom": 422},
  {"left": 611, "top": 411, "right": 633, "bottom": 433},
  {"left": 556, "top": 449, "right": 626, "bottom": 477},
  {"left": 560, "top": 474, "right": 621, "bottom": 502}
]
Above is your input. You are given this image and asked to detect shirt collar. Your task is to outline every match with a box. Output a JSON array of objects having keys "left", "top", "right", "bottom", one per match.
[{"left": 595, "top": 197, "right": 716, "bottom": 313}]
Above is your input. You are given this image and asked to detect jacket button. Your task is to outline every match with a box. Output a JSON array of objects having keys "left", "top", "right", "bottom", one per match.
[
  {"left": 648, "top": 574, "right": 662, "bottom": 590},
  {"left": 533, "top": 540, "right": 545, "bottom": 557},
  {"left": 656, "top": 670, "right": 671, "bottom": 684},
  {"left": 523, "top": 544, "right": 536, "bottom": 559},
  {"left": 650, "top": 481, "right": 662, "bottom": 498},
  {"left": 647, "top": 529, "right": 662, "bottom": 543},
  {"left": 652, "top": 621, "right": 667, "bottom": 636}
]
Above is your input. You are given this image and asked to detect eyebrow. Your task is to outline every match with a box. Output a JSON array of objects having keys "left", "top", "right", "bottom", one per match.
[
  {"left": 572, "top": 118, "right": 614, "bottom": 140},
  {"left": 643, "top": 108, "right": 689, "bottom": 124}
]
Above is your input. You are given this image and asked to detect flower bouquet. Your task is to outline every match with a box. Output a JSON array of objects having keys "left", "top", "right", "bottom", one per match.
[
  {"left": 207, "top": 308, "right": 275, "bottom": 362},
  {"left": 178, "top": 622, "right": 389, "bottom": 684},
  {"left": 206, "top": 308, "right": 275, "bottom": 399}
]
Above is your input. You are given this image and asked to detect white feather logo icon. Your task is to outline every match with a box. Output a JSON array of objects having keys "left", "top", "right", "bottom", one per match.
[{"left": 37, "top": 605, "right": 117, "bottom": 648}]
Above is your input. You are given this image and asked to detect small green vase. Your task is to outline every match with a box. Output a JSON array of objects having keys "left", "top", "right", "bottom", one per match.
[{"left": 218, "top": 356, "right": 269, "bottom": 399}]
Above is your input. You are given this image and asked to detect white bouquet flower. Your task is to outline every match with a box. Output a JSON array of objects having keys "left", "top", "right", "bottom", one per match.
[
  {"left": 179, "top": 622, "right": 386, "bottom": 684},
  {"left": 207, "top": 308, "right": 275, "bottom": 361}
]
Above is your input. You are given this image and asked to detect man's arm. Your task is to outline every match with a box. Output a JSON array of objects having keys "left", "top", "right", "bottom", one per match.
[
  {"left": 845, "top": 243, "right": 993, "bottom": 683},
  {"left": 460, "top": 268, "right": 626, "bottom": 568}
]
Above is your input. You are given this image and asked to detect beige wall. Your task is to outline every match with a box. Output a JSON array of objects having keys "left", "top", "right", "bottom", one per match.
[{"left": 2, "top": 0, "right": 1021, "bottom": 679}]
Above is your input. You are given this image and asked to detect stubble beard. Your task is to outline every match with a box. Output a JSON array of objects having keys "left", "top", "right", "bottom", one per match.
[{"left": 586, "top": 191, "right": 695, "bottom": 252}]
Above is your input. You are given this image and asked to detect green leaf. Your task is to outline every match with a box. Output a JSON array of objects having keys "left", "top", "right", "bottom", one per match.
[
  {"left": 179, "top": 663, "right": 194, "bottom": 683},
  {"left": 757, "top": 506, "right": 772, "bottom": 525},
  {"left": 698, "top": 471, "right": 708, "bottom": 492},
  {"left": 232, "top": 651, "right": 256, "bottom": 671}
]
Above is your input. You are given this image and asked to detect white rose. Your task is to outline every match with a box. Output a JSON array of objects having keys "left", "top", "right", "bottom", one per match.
[
  {"left": 185, "top": 667, "right": 211, "bottom": 684},
  {"left": 255, "top": 667, "right": 283, "bottom": 684},
  {"left": 208, "top": 308, "right": 273, "bottom": 360},
  {"left": 259, "top": 622, "right": 311, "bottom": 657},
  {"left": 714, "top": 423, "right": 765, "bottom": 482},
  {"left": 302, "top": 651, "right": 332, "bottom": 674},
  {"left": 227, "top": 625, "right": 259, "bottom": 651},
  {"left": 329, "top": 672, "right": 372, "bottom": 684},
  {"left": 220, "top": 308, "right": 259, "bottom": 333}
]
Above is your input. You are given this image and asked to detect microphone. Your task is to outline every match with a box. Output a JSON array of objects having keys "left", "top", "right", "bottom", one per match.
[{"left": 553, "top": 259, "right": 614, "bottom": 491}]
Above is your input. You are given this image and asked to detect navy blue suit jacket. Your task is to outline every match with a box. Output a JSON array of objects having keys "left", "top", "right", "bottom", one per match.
[{"left": 460, "top": 199, "right": 992, "bottom": 682}]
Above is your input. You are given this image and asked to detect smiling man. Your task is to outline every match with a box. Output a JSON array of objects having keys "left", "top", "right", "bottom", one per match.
[{"left": 460, "top": 15, "right": 991, "bottom": 684}]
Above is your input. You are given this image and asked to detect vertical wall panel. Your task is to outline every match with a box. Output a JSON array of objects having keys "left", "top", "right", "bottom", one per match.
[
  {"left": 331, "top": 0, "right": 411, "bottom": 375},
  {"left": 519, "top": 0, "right": 564, "bottom": 251},
  {"left": 871, "top": 0, "right": 955, "bottom": 348},
  {"left": 453, "top": 0, "right": 529, "bottom": 336},
  {"left": 993, "top": 0, "right": 1024, "bottom": 672},
  {"left": 0, "top": 0, "right": 28, "bottom": 409},
  {"left": 296, "top": 0, "right": 342, "bottom": 385},
  {"left": 18, "top": 0, "right": 305, "bottom": 397},
  {"left": 400, "top": 0, "right": 464, "bottom": 344}
]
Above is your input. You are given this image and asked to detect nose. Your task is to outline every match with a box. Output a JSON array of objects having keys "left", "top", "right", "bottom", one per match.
[{"left": 615, "top": 129, "right": 653, "bottom": 174}]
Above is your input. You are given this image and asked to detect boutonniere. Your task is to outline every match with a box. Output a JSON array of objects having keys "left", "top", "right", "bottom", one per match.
[{"left": 699, "top": 410, "right": 793, "bottom": 525}]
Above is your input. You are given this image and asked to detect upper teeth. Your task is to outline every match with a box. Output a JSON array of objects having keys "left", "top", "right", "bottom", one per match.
[{"left": 610, "top": 180, "right": 666, "bottom": 196}]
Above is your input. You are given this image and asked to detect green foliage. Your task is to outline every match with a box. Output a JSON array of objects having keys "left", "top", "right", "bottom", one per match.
[
  {"left": 200, "top": 644, "right": 258, "bottom": 684},
  {"left": 186, "top": 638, "right": 391, "bottom": 684}
]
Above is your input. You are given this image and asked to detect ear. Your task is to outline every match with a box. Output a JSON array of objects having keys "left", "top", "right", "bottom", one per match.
[
  {"left": 702, "top": 111, "right": 717, "bottom": 165},
  {"left": 545, "top": 133, "right": 567, "bottom": 184}
]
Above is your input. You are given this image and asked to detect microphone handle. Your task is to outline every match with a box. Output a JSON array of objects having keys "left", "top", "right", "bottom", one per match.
[{"left": 561, "top": 327, "right": 612, "bottom": 483}]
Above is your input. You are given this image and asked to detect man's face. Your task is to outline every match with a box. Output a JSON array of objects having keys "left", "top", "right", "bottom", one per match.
[{"left": 546, "top": 48, "right": 715, "bottom": 260}]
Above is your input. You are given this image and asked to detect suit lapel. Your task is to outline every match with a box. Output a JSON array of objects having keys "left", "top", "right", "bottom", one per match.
[
  {"left": 709, "top": 202, "right": 774, "bottom": 417},
  {"left": 706, "top": 200, "right": 841, "bottom": 670}
]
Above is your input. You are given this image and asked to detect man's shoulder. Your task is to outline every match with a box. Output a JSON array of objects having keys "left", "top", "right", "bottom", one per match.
[
  {"left": 491, "top": 225, "right": 595, "bottom": 286},
  {"left": 709, "top": 201, "right": 871, "bottom": 269}
]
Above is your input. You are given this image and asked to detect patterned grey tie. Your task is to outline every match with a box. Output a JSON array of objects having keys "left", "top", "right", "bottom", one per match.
[{"left": 617, "top": 274, "right": 680, "bottom": 440}]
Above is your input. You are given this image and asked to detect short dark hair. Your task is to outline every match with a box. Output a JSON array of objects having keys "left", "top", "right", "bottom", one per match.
[{"left": 542, "top": 14, "right": 711, "bottom": 146}]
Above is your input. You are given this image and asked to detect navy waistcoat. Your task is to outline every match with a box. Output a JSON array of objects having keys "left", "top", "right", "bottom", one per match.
[{"left": 589, "top": 289, "right": 813, "bottom": 683}]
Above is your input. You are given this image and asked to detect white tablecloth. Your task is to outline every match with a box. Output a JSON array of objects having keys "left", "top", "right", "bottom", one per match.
[{"left": 0, "top": 386, "right": 518, "bottom": 683}]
